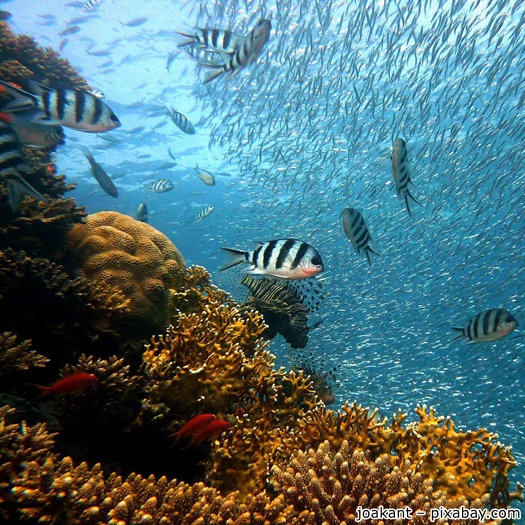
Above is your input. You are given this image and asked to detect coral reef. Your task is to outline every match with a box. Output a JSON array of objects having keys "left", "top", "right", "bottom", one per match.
[
  {"left": 0, "top": 332, "right": 48, "bottom": 374},
  {"left": 65, "top": 211, "right": 186, "bottom": 337},
  {"left": 271, "top": 439, "right": 499, "bottom": 525}
]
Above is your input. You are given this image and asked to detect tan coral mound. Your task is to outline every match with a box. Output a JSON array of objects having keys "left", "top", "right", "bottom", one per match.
[
  {"left": 66, "top": 212, "right": 186, "bottom": 334},
  {"left": 271, "top": 439, "right": 501, "bottom": 525}
]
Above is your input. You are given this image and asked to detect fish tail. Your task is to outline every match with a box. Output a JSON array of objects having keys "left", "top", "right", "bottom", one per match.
[
  {"left": 28, "top": 383, "right": 52, "bottom": 399},
  {"left": 450, "top": 327, "right": 465, "bottom": 342},
  {"left": 220, "top": 247, "right": 247, "bottom": 271},
  {"left": 365, "top": 247, "right": 381, "bottom": 266},
  {"left": 176, "top": 32, "right": 198, "bottom": 47},
  {"left": 4, "top": 173, "right": 46, "bottom": 211},
  {"left": 405, "top": 190, "right": 422, "bottom": 215},
  {"left": 0, "top": 80, "right": 38, "bottom": 112}
]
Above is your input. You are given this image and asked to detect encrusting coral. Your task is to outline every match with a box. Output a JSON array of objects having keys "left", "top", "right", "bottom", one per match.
[{"left": 65, "top": 211, "right": 186, "bottom": 337}]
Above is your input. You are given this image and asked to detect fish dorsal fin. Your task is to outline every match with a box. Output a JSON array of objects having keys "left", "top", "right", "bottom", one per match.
[
  {"left": 253, "top": 241, "right": 265, "bottom": 248},
  {"left": 26, "top": 80, "right": 52, "bottom": 96}
]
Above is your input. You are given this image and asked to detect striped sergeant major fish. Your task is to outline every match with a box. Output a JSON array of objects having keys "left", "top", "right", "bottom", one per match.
[
  {"left": 0, "top": 111, "right": 64, "bottom": 150},
  {"left": 391, "top": 138, "right": 421, "bottom": 216},
  {"left": 78, "top": 145, "right": 118, "bottom": 198},
  {"left": 165, "top": 106, "right": 195, "bottom": 135},
  {"left": 451, "top": 308, "right": 518, "bottom": 343},
  {"left": 203, "top": 19, "right": 272, "bottom": 84},
  {"left": 191, "top": 204, "right": 214, "bottom": 222},
  {"left": 0, "top": 80, "right": 121, "bottom": 133},
  {"left": 84, "top": 0, "right": 105, "bottom": 10},
  {"left": 0, "top": 119, "right": 46, "bottom": 211},
  {"left": 341, "top": 207, "right": 380, "bottom": 266},
  {"left": 220, "top": 239, "right": 324, "bottom": 280},
  {"left": 148, "top": 178, "right": 174, "bottom": 193},
  {"left": 183, "top": 45, "right": 230, "bottom": 67},
  {"left": 177, "top": 28, "right": 246, "bottom": 55}
]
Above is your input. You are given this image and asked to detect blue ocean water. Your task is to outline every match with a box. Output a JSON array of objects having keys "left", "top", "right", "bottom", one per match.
[{"left": 8, "top": 0, "right": 525, "bottom": 509}]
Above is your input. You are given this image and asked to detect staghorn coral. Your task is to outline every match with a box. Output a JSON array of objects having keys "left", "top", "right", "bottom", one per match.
[
  {"left": 0, "top": 332, "right": 49, "bottom": 374},
  {"left": 282, "top": 402, "right": 520, "bottom": 507},
  {"left": 271, "top": 439, "right": 501, "bottom": 525},
  {"left": 65, "top": 211, "right": 186, "bottom": 337}
]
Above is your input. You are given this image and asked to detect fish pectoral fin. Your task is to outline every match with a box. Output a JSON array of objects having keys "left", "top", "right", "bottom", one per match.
[
  {"left": 203, "top": 68, "right": 225, "bottom": 84},
  {"left": 374, "top": 158, "right": 392, "bottom": 169},
  {"left": 449, "top": 327, "right": 464, "bottom": 343},
  {"left": 245, "top": 267, "right": 264, "bottom": 275}
]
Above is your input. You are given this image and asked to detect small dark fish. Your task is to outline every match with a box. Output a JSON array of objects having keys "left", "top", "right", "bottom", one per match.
[
  {"left": 120, "top": 16, "right": 148, "bottom": 27},
  {"left": 86, "top": 48, "right": 111, "bottom": 56},
  {"left": 67, "top": 15, "right": 95, "bottom": 24},
  {"left": 148, "top": 178, "right": 174, "bottom": 193},
  {"left": 0, "top": 10, "right": 12, "bottom": 21},
  {"left": 166, "top": 51, "right": 178, "bottom": 72},
  {"left": 79, "top": 146, "right": 118, "bottom": 197},
  {"left": 168, "top": 147, "right": 176, "bottom": 160},
  {"left": 65, "top": 1, "right": 85, "bottom": 6},
  {"left": 165, "top": 106, "right": 195, "bottom": 134},
  {"left": 59, "top": 38, "right": 69, "bottom": 51},
  {"left": 341, "top": 207, "right": 380, "bottom": 266},
  {"left": 59, "top": 25, "right": 81, "bottom": 36},
  {"left": 158, "top": 162, "right": 177, "bottom": 170},
  {"left": 194, "top": 165, "right": 215, "bottom": 186},
  {"left": 391, "top": 138, "right": 421, "bottom": 216},
  {"left": 451, "top": 309, "right": 518, "bottom": 343},
  {"left": 191, "top": 204, "right": 214, "bottom": 222},
  {"left": 38, "top": 14, "right": 56, "bottom": 20},
  {"left": 221, "top": 239, "right": 324, "bottom": 280},
  {"left": 136, "top": 202, "right": 148, "bottom": 222},
  {"left": 0, "top": 80, "right": 121, "bottom": 133}
]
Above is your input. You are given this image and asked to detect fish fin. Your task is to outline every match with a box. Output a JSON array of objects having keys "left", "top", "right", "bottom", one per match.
[
  {"left": 176, "top": 32, "right": 199, "bottom": 47},
  {"left": 244, "top": 267, "right": 264, "bottom": 275},
  {"left": 28, "top": 383, "right": 52, "bottom": 400},
  {"left": 0, "top": 81, "right": 38, "bottom": 112},
  {"left": 219, "top": 247, "right": 247, "bottom": 271},
  {"left": 366, "top": 246, "right": 381, "bottom": 266},
  {"left": 450, "top": 327, "right": 465, "bottom": 343},
  {"left": 4, "top": 173, "right": 46, "bottom": 211},
  {"left": 203, "top": 68, "right": 225, "bottom": 84},
  {"left": 406, "top": 190, "right": 422, "bottom": 211}
]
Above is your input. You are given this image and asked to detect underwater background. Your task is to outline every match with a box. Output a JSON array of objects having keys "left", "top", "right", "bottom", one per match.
[{"left": 4, "top": 0, "right": 525, "bottom": 520}]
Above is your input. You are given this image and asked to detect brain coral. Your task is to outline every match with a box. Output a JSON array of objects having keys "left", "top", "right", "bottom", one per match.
[{"left": 66, "top": 211, "right": 185, "bottom": 335}]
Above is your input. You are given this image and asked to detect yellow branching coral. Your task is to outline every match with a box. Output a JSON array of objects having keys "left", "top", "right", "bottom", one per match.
[
  {"left": 271, "top": 439, "right": 501, "bottom": 525},
  {"left": 0, "top": 332, "right": 48, "bottom": 373},
  {"left": 65, "top": 211, "right": 186, "bottom": 335}
]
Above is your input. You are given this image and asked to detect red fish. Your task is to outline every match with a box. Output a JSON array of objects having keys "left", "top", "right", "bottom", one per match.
[
  {"left": 31, "top": 371, "right": 98, "bottom": 398},
  {"left": 170, "top": 414, "right": 215, "bottom": 444},
  {"left": 185, "top": 418, "right": 230, "bottom": 448}
]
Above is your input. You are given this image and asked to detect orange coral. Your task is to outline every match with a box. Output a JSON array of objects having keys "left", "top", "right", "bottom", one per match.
[{"left": 65, "top": 211, "right": 186, "bottom": 335}]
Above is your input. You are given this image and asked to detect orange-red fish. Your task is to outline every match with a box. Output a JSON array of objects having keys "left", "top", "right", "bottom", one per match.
[
  {"left": 32, "top": 371, "right": 98, "bottom": 398},
  {"left": 185, "top": 418, "right": 230, "bottom": 447},
  {"left": 170, "top": 413, "right": 215, "bottom": 444}
]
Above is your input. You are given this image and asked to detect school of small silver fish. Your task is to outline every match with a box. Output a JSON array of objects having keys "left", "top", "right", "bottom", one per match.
[{"left": 5, "top": 0, "right": 525, "bottom": 491}]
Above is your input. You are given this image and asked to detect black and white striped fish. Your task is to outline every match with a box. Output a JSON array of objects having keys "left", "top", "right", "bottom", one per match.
[
  {"left": 220, "top": 239, "right": 324, "bottom": 280},
  {"left": 0, "top": 80, "right": 121, "bottom": 133},
  {"left": 341, "top": 207, "right": 380, "bottom": 266},
  {"left": 183, "top": 45, "right": 230, "bottom": 67},
  {"left": 451, "top": 308, "right": 518, "bottom": 343},
  {"left": 0, "top": 120, "right": 46, "bottom": 211},
  {"left": 391, "top": 138, "right": 421, "bottom": 215},
  {"left": 84, "top": 0, "right": 105, "bottom": 10},
  {"left": 203, "top": 19, "right": 271, "bottom": 84},
  {"left": 165, "top": 106, "right": 195, "bottom": 135},
  {"left": 177, "top": 28, "right": 246, "bottom": 54},
  {"left": 191, "top": 204, "right": 214, "bottom": 222},
  {"left": 148, "top": 179, "right": 174, "bottom": 193}
]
